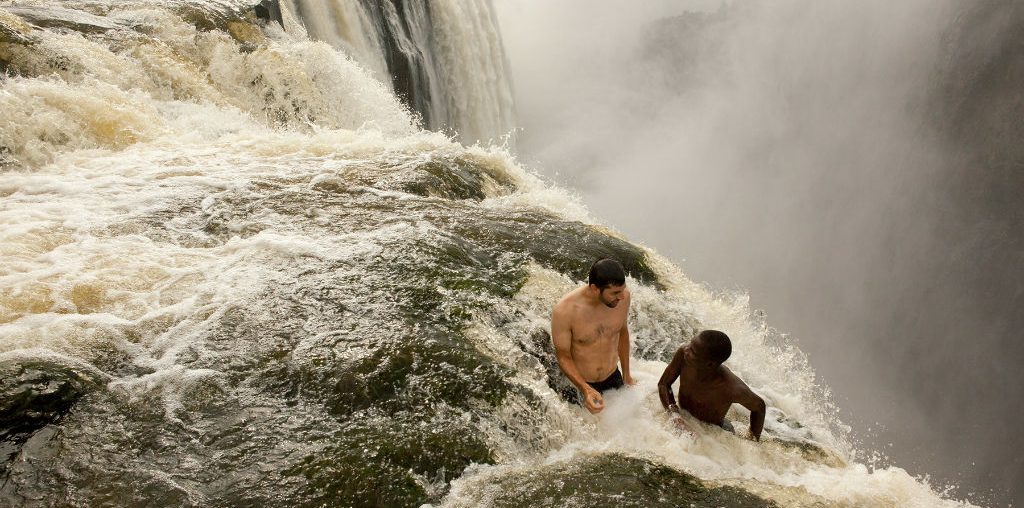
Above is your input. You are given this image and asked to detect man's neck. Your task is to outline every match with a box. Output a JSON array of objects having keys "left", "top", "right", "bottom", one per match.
[{"left": 695, "top": 365, "right": 721, "bottom": 382}]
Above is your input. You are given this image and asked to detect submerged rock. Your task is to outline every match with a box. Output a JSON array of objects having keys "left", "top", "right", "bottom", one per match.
[
  {"left": 0, "top": 8, "right": 35, "bottom": 45},
  {"left": 458, "top": 454, "right": 777, "bottom": 508},
  {"left": 0, "top": 1, "right": 281, "bottom": 42},
  {"left": 0, "top": 5, "right": 123, "bottom": 34},
  {"left": 0, "top": 352, "right": 104, "bottom": 470}
]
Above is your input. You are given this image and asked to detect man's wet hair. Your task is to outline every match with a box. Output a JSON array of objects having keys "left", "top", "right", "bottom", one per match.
[
  {"left": 588, "top": 258, "right": 625, "bottom": 289},
  {"left": 696, "top": 329, "right": 732, "bottom": 364}
]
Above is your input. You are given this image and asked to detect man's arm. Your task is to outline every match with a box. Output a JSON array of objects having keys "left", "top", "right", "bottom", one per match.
[
  {"left": 658, "top": 348, "right": 695, "bottom": 434},
  {"left": 734, "top": 382, "right": 766, "bottom": 441},
  {"left": 551, "top": 305, "right": 604, "bottom": 414},
  {"left": 657, "top": 347, "right": 685, "bottom": 412},
  {"left": 618, "top": 320, "right": 634, "bottom": 385}
]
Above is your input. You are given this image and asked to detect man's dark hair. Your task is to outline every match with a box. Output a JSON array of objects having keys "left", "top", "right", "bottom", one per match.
[
  {"left": 588, "top": 258, "right": 625, "bottom": 289},
  {"left": 697, "top": 329, "right": 732, "bottom": 364}
]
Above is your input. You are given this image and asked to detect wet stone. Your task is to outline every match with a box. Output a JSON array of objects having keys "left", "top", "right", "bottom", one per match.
[
  {"left": 167, "top": 158, "right": 661, "bottom": 289},
  {"left": 0, "top": 9, "right": 35, "bottom": 45},
  {"left": 0, "top": 356, "right": 102, "bottom": 470},
  {"left": 389, "top": 156, "right": 517, "bottom": 201},
  {"left": 253, "top": 0, "right": 283, "bottom": 27},
  {"left": 431, "top": 205, "right": 662, "bottom": 288},
  {"left": 285, "top": 410, "right": 493, "bottom": 507},
  {"left": 476, "top": 454, "right": 778, "bottom": 508},
  {"left": 1, "top": 5, "right": 123, "bottom": 34},
  {"left": 297, "top": 332, "right": 511, "bottom": 416},
  {"left": 171, "top": 0, "right": 274, "bottom": 32}
]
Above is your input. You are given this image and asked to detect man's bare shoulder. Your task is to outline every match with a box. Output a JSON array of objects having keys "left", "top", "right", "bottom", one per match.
[
  {"left": 665, "top": 345, "right": 687, "bottom": 372},
  {"left": 720, "top": 365, "right": 754, "bottom": 395},
  {"left": 552, "top": 287, "right": 583, "bottom": 319},
  {"left": 553, "top": 287, "right": 584, "bottom": 309},
  {"left": 671, "top": 344, "right": 687, "bottom": 362}
]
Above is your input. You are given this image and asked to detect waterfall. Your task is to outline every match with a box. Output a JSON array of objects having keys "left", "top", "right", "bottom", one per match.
[{"left": 278, "top": 0, "right": 514, "bottom": 144}]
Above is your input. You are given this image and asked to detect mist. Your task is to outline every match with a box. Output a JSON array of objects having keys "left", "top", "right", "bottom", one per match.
[{"left": 496, "top": 0, "right": 1024, "bottom": 505}]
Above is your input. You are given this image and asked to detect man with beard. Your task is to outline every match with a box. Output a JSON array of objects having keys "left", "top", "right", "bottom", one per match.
[{"left": 551, "top": 258, "right": 635, "bottom": 414}]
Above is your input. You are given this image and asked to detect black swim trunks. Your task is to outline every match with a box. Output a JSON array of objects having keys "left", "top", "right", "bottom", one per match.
[{"left": 586, "top": 368, "right": 624, "bottom": 393}]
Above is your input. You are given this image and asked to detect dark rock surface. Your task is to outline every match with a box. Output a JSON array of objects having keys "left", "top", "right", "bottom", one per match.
[
  {"left": 469, "top": 453, "right": 778, "bottom": 508},
  {"left": 0, "top": 354, "right": 104, "bottom": 471}
]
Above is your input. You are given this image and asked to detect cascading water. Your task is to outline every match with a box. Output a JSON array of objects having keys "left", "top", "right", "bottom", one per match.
[
  {"left": 0, "top": 1, "right": 975, "bottom": 506},
  {"left": 277, "top": 0, "right": 514, "bottom": 145}
]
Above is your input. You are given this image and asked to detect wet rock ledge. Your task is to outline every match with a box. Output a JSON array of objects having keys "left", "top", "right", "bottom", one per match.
[
  {"left": 466, "top": 454, "right": 778, "bottom": 508},
  {"left": 0, "top": 353, "right": 103, "bottom": 472}
]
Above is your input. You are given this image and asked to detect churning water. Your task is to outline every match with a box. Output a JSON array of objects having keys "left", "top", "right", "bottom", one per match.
[{"left": 0, "top": 1, "right": 977, "bottom": 506}]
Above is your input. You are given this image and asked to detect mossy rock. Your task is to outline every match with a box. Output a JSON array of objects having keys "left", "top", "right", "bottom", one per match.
[
  {"left": 391, "top": 156, "right": 517, "bottom": 201},
  {"left": 474, "top": 453, "right": 777, "bottom": 508},
  {"left": 284, "top": 410, "right": 493, "bottom": 507},
  {"left": 304, "top": 330, "right": 512, "bottom": 416},
  {"left": 430, "top": 206, "right": 661, "bottom": 288}
]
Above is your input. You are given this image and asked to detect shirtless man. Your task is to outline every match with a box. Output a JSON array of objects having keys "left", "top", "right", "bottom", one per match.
[
  {"left": 551, "top": 258, "right": 635, "bottom": 414},
  {"left": 658, "top": 330, "right": 766, "bottom": 440}
]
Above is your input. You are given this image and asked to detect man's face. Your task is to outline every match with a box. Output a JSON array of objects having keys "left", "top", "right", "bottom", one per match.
[
  {"left": 683, "top": 338, "right": 706, "bottom": 364},
  {"left": 598, "top": 284, "right": 626, "bottom": 308}
]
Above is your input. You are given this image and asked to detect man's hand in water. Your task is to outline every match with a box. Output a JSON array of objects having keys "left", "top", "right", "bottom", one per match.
[
  {"left": 623, "top": 373, "right": 637, "bottom": 386},
  {"left": 667, "top": 405, "right": 695, "bottom": 435},
  {"left": 670, "top": 413, "right": 696, "bottom": 436},
  {"left": 582, "top": 387, "right": 605, "bottom": 414}
]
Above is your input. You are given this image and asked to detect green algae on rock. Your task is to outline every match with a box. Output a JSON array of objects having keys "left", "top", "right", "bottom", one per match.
[{"left": 453, "top": 454, "right": 778, "bottom": 508}]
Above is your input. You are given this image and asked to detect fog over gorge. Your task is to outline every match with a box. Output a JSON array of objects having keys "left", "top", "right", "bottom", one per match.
[{"left": 497, "top": 0, "right": 1024, "bottom": 505}]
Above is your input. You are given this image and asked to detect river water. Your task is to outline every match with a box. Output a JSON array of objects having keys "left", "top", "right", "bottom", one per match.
[{"left": 0, "top": 1, "right": 977, "bottom": 506}]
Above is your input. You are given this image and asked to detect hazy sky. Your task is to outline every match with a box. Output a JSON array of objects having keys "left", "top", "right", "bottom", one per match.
[{"left": 496, "top": 1, "right": 1023, "bottom": 505}]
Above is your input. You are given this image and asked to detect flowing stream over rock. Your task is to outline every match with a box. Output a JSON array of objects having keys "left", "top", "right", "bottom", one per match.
[{"left": 0, "top": 1, "right": 974, "bottom": 506}]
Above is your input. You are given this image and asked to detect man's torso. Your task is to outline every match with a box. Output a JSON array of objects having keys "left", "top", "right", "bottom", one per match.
[
  {"left": 677, "top": 365, "right": 737, "bottom": 425},
  {"left": 565, "top": 288, "right": 628, "bottom": 382}
]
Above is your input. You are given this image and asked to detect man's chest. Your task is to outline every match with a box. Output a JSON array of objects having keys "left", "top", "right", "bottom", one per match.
[
  {"left": 570, "top": 312, "right": 623, "bottom": 346},
  {"left": 678, "top": 373, "right": 730, "bottom": 407}
]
